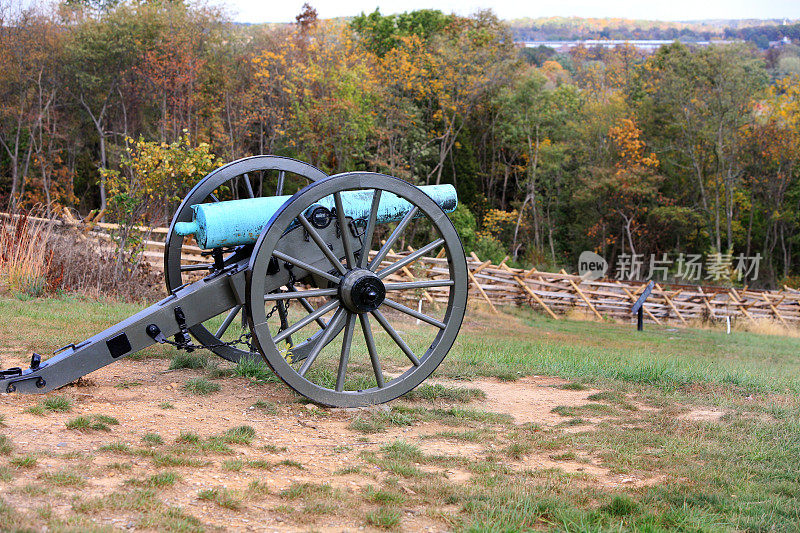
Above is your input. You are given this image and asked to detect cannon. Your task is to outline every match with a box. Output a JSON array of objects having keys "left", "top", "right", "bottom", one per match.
[{"left": 0, "top": 156, "right": 468, "bottom": 407}]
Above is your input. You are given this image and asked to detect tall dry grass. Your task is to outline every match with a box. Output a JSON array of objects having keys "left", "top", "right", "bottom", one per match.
[
  {"left": 0, "top": 211, "right": 54, "bottom": 297},
  {"left": 46, "top": 226, "right": 161, "bottom": 301},
  {"left": 0, "top": 210, "right": 161, "bottom": 301}
]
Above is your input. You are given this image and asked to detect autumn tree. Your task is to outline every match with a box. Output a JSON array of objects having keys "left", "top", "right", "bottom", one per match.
[
  {"left": 583, "top": 118, "right": 662, "bottom": 257},
  {"left": 64, "top": 3, "right": 136, "bottom": 211},
  {"left": 102, "top": 133, "right": 218, "bottom": 277},
  {"left": 496, "top": 68, "right": 580, "bottom": 261},
  {"left": 740, "top": 76, "right": 800, "bottom": 283},
  {"left": 0, "top": 8, "right": 65, "bottom": 210},
  {"left": 638, "top": 43, "right": 768, "bottom": 253},
  {"left": 253, "top": 20, "right": 379, "bottom": 172}
]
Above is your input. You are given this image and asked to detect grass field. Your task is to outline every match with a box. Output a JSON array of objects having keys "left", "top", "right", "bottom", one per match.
[{"left": 0, "top": 294, "right": 799, "bottom": 531}]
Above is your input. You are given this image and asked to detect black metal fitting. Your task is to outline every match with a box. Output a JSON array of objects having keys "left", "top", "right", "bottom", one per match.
[
  {"left": 212, "top": 248, "right": 225, "bottom": 270},
  {"left": 308, "top": 206, "right": 332, "bottom": 229},
  {"left": 0, "top": 367, "right": 22, "bottom": 379},
  {"left": 146, "top": 324, "right": 167, "bottom": 344},
  {"left": 30, "top": 353, "right": 41, "bottom": 370},
  {"left": 267, "top": 256, "right": 280, "bottom": 275},
  {"left": 173, "top": 307, "right": 194, "bottom": 352}
]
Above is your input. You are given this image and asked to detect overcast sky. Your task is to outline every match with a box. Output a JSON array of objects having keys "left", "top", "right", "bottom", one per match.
[{"left": 223, "top": 0, "right": 800, "bottom": 24}]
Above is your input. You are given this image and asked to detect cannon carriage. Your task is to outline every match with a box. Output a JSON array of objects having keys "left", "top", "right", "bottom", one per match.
[{"left": 0, "top": 156, "right": 468, "bottom": 407}]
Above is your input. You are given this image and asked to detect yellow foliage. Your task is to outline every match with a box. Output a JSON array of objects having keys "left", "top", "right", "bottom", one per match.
[
  {"left": 481, "top": 208, "right": 519, "bottom": 240},
  {"left": 608, "top": 118, "right": 659, "bottom": 173},
  {"left": 102, "top": 132, "right": 219, "bottom": 227}
]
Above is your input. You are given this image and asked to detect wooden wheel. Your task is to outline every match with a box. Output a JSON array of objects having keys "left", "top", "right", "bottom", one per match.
[
  {"left": 164, "top": 156, "right": 328, "bottom": 362},
  {"left": 245, "top": 172, "right": 468, "bottom": 407}
]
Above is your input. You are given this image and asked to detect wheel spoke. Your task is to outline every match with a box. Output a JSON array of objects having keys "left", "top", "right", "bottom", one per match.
[
  {"left": 359, "top": 313, "right": 384, "bottom": 388},
  {"left": 377, "top": 238, "right": 444, "bottom": 279},
  {"left": 359, "top": 189, "right": 382, "bottom": 268},
  {"left": 276, "top": 170, "right": 285, "bottom": 196},
  {"left": 209, "top": 193, "right": 220, "bottom": 203},
  {"left": 298, "top": 307, "right": 347, "bottom": 377},
  {"left": 243, "top": 173, "right": 255, "bottom": 198},
  {"left": 273, "top": 250, "right": 340, "bottom": 284},
  {"left": 384, "top": 279, "right": 454, "bottom": 290},
  {"left": 296, "top": 214, "right": 347, "bottom": 275},
  {"left": 273, "top": 298, "right": 339, "bottom": 343},
  {"left": 264, "top": 288, "right": 338, "bottom": 301},
  {"left": 181, "top": 263, "right": 214, "bottom": 272},
  {"left": 371, "top": 309, "right": 420, "bottom": 366},
  {"left": 333, "top": 192, "right": 356, "bottom": 269},
  {"left": 215, "top": 305, "right": 242, "bottom": 338},
  {"left": 288, "top": 285, "right": 328, "bottom": 330},
  {"left": 369, "top": 206, "right": 418, "bottom": 271},
  {"left": 335, "top": 312, "right": 356, "bottom": 391},
  {"left": 276, "top": 300, "right": 292, "bottom": 346},
  {"left": 382, "top": 298, "right": 446, "bottom": 329}
]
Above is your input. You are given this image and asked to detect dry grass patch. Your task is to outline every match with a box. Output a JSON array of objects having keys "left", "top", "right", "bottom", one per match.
[
  {"left": 66, "top": 414, "right": 119, "bottom": 431},
  {"left": 39, "top": 470, "right": 85, "bottom": 488},
  {"left": 197, "top": 486, "right": 241, "bottom": 510},
  {"left": 10, "top": 454, "right": 37, "bottom": 469}
]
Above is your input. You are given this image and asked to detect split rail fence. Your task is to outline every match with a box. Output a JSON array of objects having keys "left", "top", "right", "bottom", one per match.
[{"left": 5, "top": 210, "right": 800, "bottom": 328}]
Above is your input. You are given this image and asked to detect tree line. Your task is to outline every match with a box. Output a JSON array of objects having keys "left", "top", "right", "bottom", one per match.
[
  {"left": 507, "top": 16, "right": 800, "bottom": 49},
  {"left": 1, "top": 1, "right": 799, "bottom": 288}
]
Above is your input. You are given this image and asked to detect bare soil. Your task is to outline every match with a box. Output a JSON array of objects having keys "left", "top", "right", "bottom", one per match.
[{"left": 0, "top": 354, "right": 674, "bottom": 531}]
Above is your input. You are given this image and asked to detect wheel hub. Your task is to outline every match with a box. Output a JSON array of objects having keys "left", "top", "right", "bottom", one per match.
[{"left": 339, "top": 269, "right": 386, "bottom": 313}]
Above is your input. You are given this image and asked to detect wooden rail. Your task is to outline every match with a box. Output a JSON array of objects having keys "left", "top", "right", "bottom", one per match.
[{"left": 5, "top": 210, "right": 800, "bottom": 327}]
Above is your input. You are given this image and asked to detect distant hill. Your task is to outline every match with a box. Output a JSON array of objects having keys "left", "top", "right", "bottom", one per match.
[{"left": 507, "top": 17, "right": 799, "bottom": 47}]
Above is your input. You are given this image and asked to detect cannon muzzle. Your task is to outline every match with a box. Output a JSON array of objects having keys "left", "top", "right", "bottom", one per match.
[{"left": 174, "top": 184, "right": 457, "bottom": 249}]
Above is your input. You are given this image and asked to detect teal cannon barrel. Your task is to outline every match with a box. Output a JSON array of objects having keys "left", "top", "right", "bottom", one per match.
[{"left": 174, "top": 184, "right": 457, "bottom": 249}]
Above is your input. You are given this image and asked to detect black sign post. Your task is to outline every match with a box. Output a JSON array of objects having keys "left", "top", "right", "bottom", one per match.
[{"left": 631, "top": 280, "right": 655, "bottom": 331}]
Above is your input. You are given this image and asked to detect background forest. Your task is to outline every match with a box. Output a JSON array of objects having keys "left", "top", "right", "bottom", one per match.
[{"left": 2, "top": 1, "right": 800, "bottom": 289}]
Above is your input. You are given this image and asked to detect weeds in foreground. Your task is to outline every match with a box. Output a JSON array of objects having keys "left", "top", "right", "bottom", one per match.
[
  {"left": 366, "top": 506, "right": 402, "bottom": 529},
  {"left": 233, "top": 357, "right": 279, "bottom": 383},
  {"left": 197, "top": 487, "right": 241, "bottom": 510},
  {"left": 141, "top": 433, "right": 163, "bottom": 446},
  {"left": 125, "top": 472, "right": 180, "bottom": 489},
  {"left": 222, "top": 459, "right": 243, "bottom": 471},
  {"left": 277, "top": 459, "right": 305, "bottom": 470},
  {"left": 99, "top": 442, "right": 130, "bottom": 453},
  {"left": 10, "top": 455, "right": 37, "bottom": 469},
  {"left": 114, "top": 380, "right": 142, "bottom": 389},
  {"left": 364, "top": 485, "right": 405, "bottom": 505},
  {"left": 217, "top": 425, "right": 256, "bottom": 445},
  {"left": 0, "top": 213, "right": 54, "bottom": 297},
  {"left": 169, "top": 352, "right": 208, "bottom": 370},
  {"left": 251, "top": 400, "right": 278, "bottom": 414},
  {"left": 25, "top": 396, "right": 72, "bottom": 416},
  {"left": 73, "top": 488, "right": 160, "bottom": 514},
  {"left": 183, "top": 378, "right": 220, "bottom": 395},
  {"left": 38, "top": 470, "right": 85, "bottom": 488},
  {"left": 0, "top": 435, "right": 13, "bottom": 455},
  {"left": 403, "top": 383, "right": 486, "bottom": 403},
  {"left": 66, "top": 414, "right": 119, "bottom": 431}
]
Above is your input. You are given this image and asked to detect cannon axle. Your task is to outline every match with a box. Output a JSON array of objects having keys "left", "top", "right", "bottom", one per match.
[{"left": 339, "top": 269, "right": 386, "bottom": 313}]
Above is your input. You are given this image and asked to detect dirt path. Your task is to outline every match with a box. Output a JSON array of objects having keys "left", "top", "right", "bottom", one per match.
[{"left": 0, "top": 355, "right": 651, "bottom": 531}]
